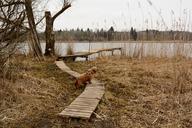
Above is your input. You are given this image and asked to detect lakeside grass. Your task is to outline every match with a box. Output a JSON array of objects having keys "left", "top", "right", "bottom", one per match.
[
  {"left": 0, "top": 56, "right": 82, "bottom": 127},
  {"left": 1, "top": 56, "right": 192, "bottom": 127},
  {"left": 67, "top": 56, "right": 192, "bottom": 127}
]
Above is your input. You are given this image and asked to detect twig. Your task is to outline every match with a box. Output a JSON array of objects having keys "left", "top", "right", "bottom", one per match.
[
  {"left": 152, "top": 116, "right": 159, "bottom": 124},
  {"left": 93, "top": 112, "right": 105, "bottom": 120},
  {"left": 152, "top": 110, "right": 160, "bottom": 124},
  {"left": 1, "top": 116, "right": 15, "bottom": 121}
]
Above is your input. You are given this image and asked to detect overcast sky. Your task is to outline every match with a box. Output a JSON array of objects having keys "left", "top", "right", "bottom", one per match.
[{"left": 44, "top": 0, "right": 192, "bottom": 31}]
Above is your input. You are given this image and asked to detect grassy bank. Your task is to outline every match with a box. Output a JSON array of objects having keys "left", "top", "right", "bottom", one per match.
[
  {"left": 1, "top": 56, "right": 192, "bottom": 127},
  {"left": 68, "top": 56, "right": 192, "bottom": 127},
  {"left": 0, "top": 56, "right": 82, "bottom": 127}
]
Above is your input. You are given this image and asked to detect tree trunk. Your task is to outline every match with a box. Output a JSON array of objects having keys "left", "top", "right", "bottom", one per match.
[
  {"left": 44, "top": 3, "right": 71, "bottom": 57},
  {"left": 25, "top": 0, "right": 44, "bottom": 60},
  {"left": 44, "top": 11, "right": 55, "bottom": 56}
]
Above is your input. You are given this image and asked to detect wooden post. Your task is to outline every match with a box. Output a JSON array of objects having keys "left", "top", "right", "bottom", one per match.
[{"left": 73, "top": 57, "right": 76, "bottom": 61}]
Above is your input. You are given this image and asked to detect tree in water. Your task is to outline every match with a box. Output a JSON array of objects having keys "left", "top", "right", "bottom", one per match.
[{"left": 44, "top": 0, "right": 71, "bottom": 56}]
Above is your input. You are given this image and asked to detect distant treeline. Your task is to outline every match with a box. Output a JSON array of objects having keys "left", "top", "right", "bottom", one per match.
[{"left": 39, "top": 27, "right": 192, "bottom": 41}]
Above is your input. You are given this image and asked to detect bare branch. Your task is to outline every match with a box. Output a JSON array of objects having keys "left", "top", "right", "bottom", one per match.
[
  {"left": 0, "top": 1, "right": 24, "bottom": 8},
  {"left": 35, "top": 15, "right": 45, "bottom": 26},
  {"left": 0, "top": 0, "right": 27, "bottom": 75},
  {"left": 52, "top": 3, "right": 71, "bottom": 21}
]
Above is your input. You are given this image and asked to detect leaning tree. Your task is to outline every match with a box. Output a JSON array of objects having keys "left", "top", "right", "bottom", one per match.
[
  {"left": 44, "top": 0, "right": 71, "bottom": 56},
  {"left": 24, "top": 0, "right": 44, "bottom": 60}
]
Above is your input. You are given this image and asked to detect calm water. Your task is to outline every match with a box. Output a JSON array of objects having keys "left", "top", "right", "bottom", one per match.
[{"left": 18, "top": 41, "right": 192, "bottom": 59}]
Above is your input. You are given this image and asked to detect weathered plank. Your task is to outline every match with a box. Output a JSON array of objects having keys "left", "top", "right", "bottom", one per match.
[
  {"left": 55, "top": 61, "right": 80, "bottom": 78},
  {"left": 56, "top": 61, "right": 105, "bottom": 119},
  {"left": 57, "top": 47, "right": 122, "bottom": 61},
  {"left": 66, "top": 105, "right": 96, "bottom": 110},
  {"left": 59, "top": 111, "right": 91, "bottom": 119}
]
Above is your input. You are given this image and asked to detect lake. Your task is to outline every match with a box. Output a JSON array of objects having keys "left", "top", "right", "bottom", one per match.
[{"left": 18, "top": 41, "right": 192, "bottom": 59}]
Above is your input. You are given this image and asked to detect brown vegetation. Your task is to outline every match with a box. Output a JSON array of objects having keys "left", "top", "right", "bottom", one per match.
[
  {"left": 1, "top": 56, "right": 192, "bottom": 127},
  {"left": 0, "top": 0, "right": 26, "bottom": 78},
  {"left": 0, "top": 56, "right": 82, "bottom": 127},
  {"left": 68, "top": 56, "right": 192, "bottom": 127}
]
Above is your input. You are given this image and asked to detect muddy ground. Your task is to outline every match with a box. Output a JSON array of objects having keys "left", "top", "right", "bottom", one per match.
[{"left": 1, "top": 56, "right": 192, "bottom": 128}]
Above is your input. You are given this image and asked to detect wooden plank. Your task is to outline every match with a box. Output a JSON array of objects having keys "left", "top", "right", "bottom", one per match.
[
  {"left": 64, "top": 108, "right": 93, "bottom": 113},
  {"left": 70, "top": 98, "right": 99, "bottom": 103},
  {"left": 78, "top": 94, "right": 104, "bottom": 99},
  {"left": 73, "top": 98, "right": 100, "bottom": 103},
  {"left": 85, "top": 87, "right": 104, "bottom": 92},
  {"left": 66, "top": 105, "right": 96, "bottom": 110},
  {"left": 67, "top": 103, "right": 99, "bottom": 112},
  {"left": 85, "top": 85, "right": 104, "bottom": 89},
  {"left": 70, "top": 101, "right": 99, "bottom": 108},
  {"left": 56, "top": 61, "right": 105, "bottom": 119},
  {"left": 83, "top": 89, "right": 104, "bottom": 93},
  {"left": 82, "top": 88, "right": 104, "bottom": 91},
  {"left": 66, "top": 106, "right": 95, "bottom": 109},
  {"left": 59, "top": 111, "right": 91, "bottom": 119},
  {"left": 81, "top": 89, "right": 104, "bottom": 93},
  {"left": 57, "top": 47, "right": 122, "bottom": 61},
  {"left": 71, "top": 102, "right": 98, "bottom": 107},
  {"left": 79, "top": 92, "right": 104, "bottom": 97},
  {"left": 76, "top": 97, "right": 103, "bottom": 101},
  {"left": 72, "top": 102, "right": 99, "bottom": 107},
  {"left": 78, "top": 94, "right": 104, "bottom": 98},
  {"left": 60, "top": 109, "right": 91, "bottom": 114},
  {"left": 80, "top": 91, "right": 104, "bottom": 96},
  {"left": 69, "top": 103, "right": 97, "bottom": 108},
  {"left": 85, "top": 85, "right": 105, "bottom": 89},
  {"left": 55, "top": 61, "right": 80, "bottom": 78},
  {"left": 79, "top": 91, "right": 104, "bottom": 95}
]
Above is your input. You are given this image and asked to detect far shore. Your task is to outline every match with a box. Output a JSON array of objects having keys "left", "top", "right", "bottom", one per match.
[{"left": 34, "top": 40, "right": 192, "bottom": 44}]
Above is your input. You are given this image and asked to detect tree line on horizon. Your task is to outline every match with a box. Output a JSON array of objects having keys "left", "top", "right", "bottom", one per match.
[{"left": 38, "top": 26, "right": 192, "bottom": 42}]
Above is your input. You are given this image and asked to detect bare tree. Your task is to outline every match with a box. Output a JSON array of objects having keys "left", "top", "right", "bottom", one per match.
[
  {"left": 44, "top": 0, "right": 71, "bottom": 56},
  {"left": 0, "top": 0, "right": 26, "bottom": 77},
  {"left": 0, "top": 0, "right": 47, "bottom": 77}
]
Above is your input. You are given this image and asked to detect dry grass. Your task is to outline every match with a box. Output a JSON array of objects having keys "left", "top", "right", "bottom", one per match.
[
  {"left": 0, "top": 56, "right": 83, "bottom": 127},
  {"left": 68, "top": 56, "right": 192, "bottom": 128},
  {"left": 1, "top": 56, "right": 192, "bottom": 127},
  {"left": 66, "top": 43, "right": 74, "bottom": 55}
]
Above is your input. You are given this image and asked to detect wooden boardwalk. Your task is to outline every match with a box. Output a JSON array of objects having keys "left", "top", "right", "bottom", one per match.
[
  {"left": 55, "top": 61, "right": 105, "bottom": 119},
  {"left": 57, "top": 47, "right": 122, "bottom": 61}
]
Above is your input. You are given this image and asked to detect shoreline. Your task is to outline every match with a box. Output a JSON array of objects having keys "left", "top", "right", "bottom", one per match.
[{"left": 25, "top": 40, "right": 192, "bottom": 44}]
